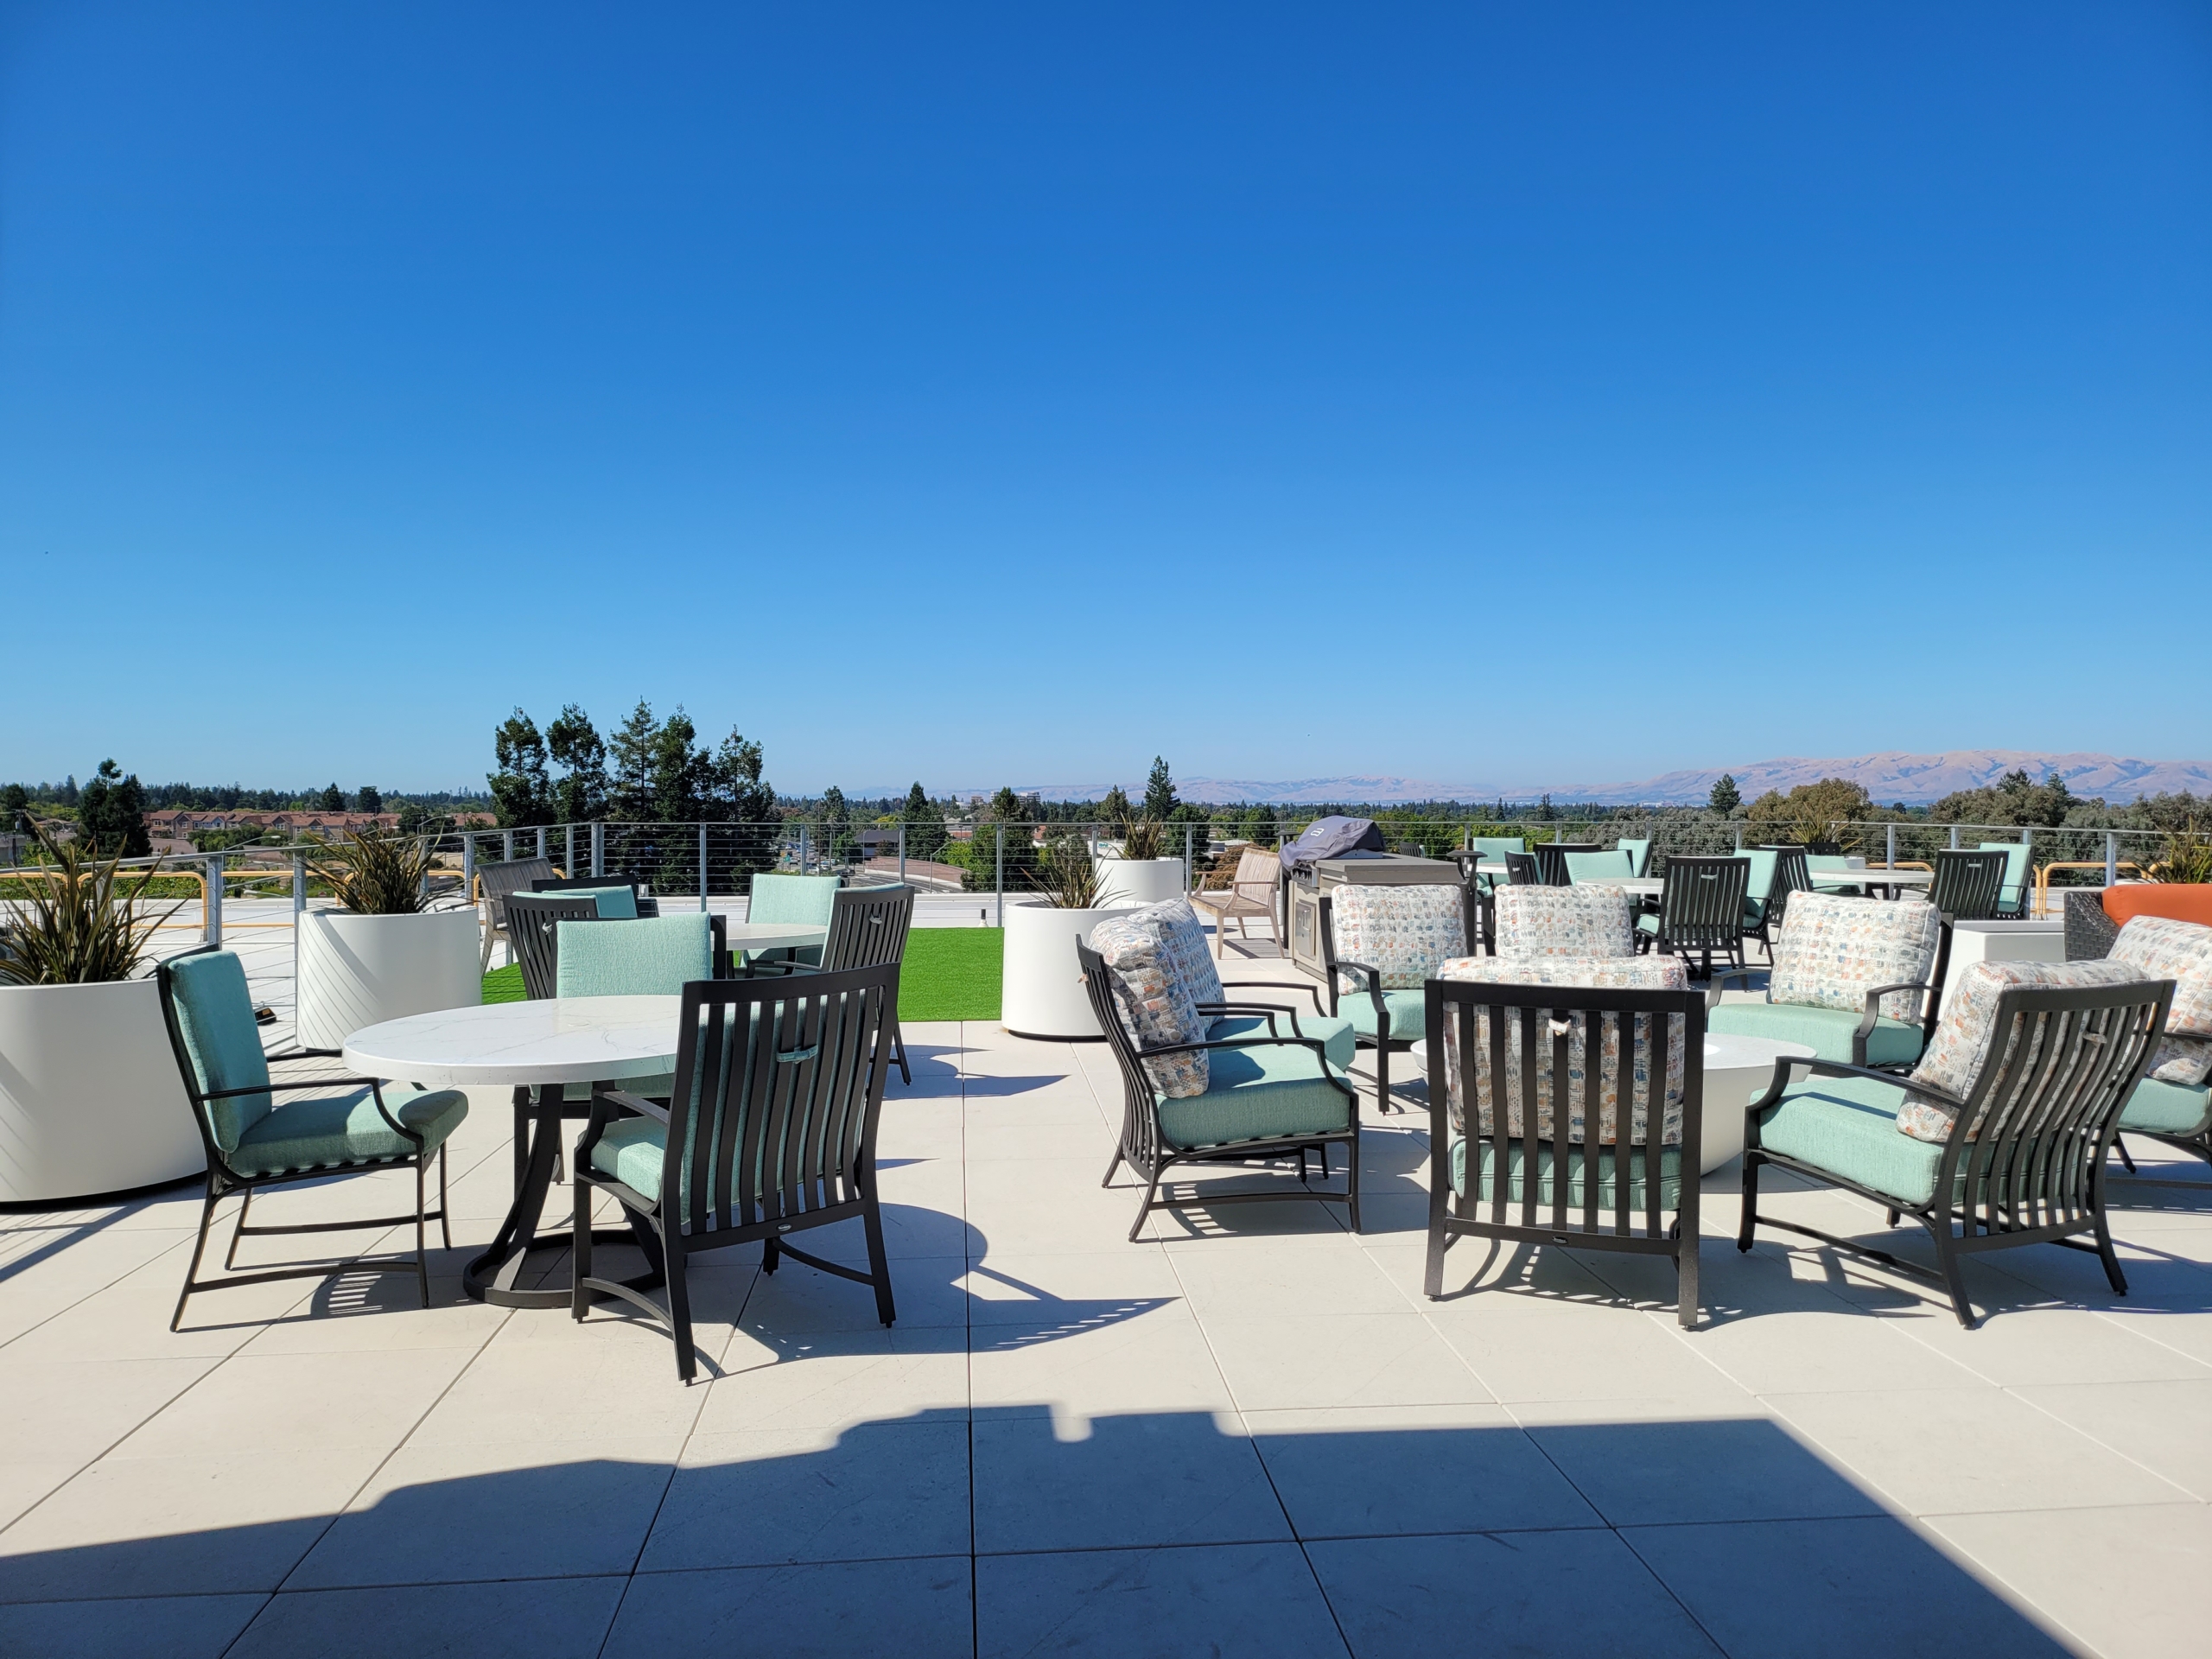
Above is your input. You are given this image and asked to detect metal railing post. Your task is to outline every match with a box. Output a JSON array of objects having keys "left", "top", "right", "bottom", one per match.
[
  {"left": 461, "top": 832, "right": 475, "bottom": 897},
  {"left": 699, "top": 823, "right": 709, "bottom": 912},
  {"left": 591, "top": 821, "right": 604, "bottom": 878},
  {"left": 1886, "top": 823, "right": 1897, "bottom": 868},
  {"left": 1185, "top": 823, "right": 1194, "bottom": 892},
  {"left": 2106, "top": 831, "right": 2119, "bottom": 887},
  {"left": 204, "top": 853, "right": 224, "bottom": 945},
  {"left": 1732, "top": 824, "right": 1743, "bottom": 852},
  {"left": 291, "top": 850, "right": 306, "bottom": 1003},
  {"left": 995, "top": 824, "right": 1005, "bottom": 929},
  {"left": 565, "top": 823, "right": 575, "bottom": 878},
  {"left": 1948, "top": 825, "right": 1961, "bottom": 850},
  {"left": 536, "top": 827, "right": 546, "bottom": 860},
  {"left": 898, "top": 823, "right": 906, "bottom": 886},
  {"left": 502, "top": 830, "right": 514, "bottom": 861},
  {"left": 800, "top": 823, "right": 810, "bottom": 874}
]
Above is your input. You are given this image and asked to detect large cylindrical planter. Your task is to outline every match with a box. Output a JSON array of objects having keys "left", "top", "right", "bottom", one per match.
[
  {"left": 296, "top": 909, "right": 482, "bottom": 1051},
  {"left": 1094, "top": 857, "right": 1185, "bottom": 906},
  {"left": 0, "top": 980, "right": 204, "bottom": 1204},
  {"left": 1001, "top": 899, "right": 1135, "bottom": 1040}
]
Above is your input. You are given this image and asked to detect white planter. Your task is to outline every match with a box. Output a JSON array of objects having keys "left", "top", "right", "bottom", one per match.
[
  {"left": 1094, "top": 857, "right": 1185, "bottom": 906},
  {"left": 1937, "top": 919, "right": 2067, "bottom": 1019},
  {"left": 1001, "top": 899, "right": 1135, "bottom": 1039},
  {"left": 0, "top": 979, "right": 204, "bottom": 1203},
  {"left": 296, "top": 909, "right": 481, "bottom": 1051}
]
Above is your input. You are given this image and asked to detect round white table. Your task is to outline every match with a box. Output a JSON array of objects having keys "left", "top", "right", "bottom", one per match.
[
  {"left": 1698, "top": 1033, "right": 1815, "bottom": 1171},
  {"left": 724, "top": 921, "right": 830, "bottom": 955},
  {"left": 1812, "top": 868, "right": 1932, "bottom": 898},
  {"left": 345, "top": 996, "right": 683, "bottom": 1308},
  {"left": 1577, "top": 876, "right": 1664, "bottom": 899}
]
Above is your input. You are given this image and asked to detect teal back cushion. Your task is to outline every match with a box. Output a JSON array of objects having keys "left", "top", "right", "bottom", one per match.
[
  {"left": 1565, "top": 850, "right": 1636, "bottom": 883},
  {"left": 1807, "top": 854, "right": 1853, "bottom": 872},
  {"left": 163, "top": 950, "right": 272, "bottom": 1150},
  {"left": 556, "top": 913, "right": 712, "bottom": 998},
  {"left": 1734, "top": 849, "right": 1780, "bottom": 914},
  {"left": 1615, "top": 838, "right": 1652, "bottom": 876},
  {"left": 562, "top": 885, "right": 639, "bottom": 920},
  {"left": 748, "top": 874, "right": 841, "bottom": 926},
  {"left": 1469, "top": 837, "right": 1526, "bottom": 862},
  {"left": 1977, "top": 842, "right": 2031, "bottom": 901}
]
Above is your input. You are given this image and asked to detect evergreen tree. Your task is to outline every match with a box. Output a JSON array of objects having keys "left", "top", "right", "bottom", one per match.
[
  {"left": 355, "top": 785, "right": 382, "bottom": 815},
  {"left": 903, "top": 782, "right": 946, "bottom": 859},
  {"left": 317, "top": 782, "right": 346, "bottom": 812},
  {"left": 1100, "top": 785, "right": 1133, "bottom": 832},
  {"left": 546, "top": 704, "right": 607, "bottom": 823},
  {"left": 76, "top": 760, "right": 151, "bottom": 858},
  {"left": 818, "top": 785, "right": 853, "bottom": 862},
  {"left": 2, "top": 782, "right": 27, "bottom": 830},
  {"left": 60, "top": 774, "right": 78, "bottom": 806},
  {"left": 1708, "top": 774, "right": 1740, "bottom": 814},
  {"left": 1142, "top": 757, "right": 1178, "bottom": 821},
  {"left": 488, "top": 710, "right": 555, "bottom": 827}
]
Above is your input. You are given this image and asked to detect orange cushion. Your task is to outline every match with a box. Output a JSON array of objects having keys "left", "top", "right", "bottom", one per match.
[{"left": 2104, "top": 885, "right": 2212, "bottom": 930}]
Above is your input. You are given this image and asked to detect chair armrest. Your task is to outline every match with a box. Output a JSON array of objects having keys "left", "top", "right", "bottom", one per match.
[
  {"left": 1746, "top": 1054, "right": 1958, "bottom": 1124},
  {"left": 597, "top": 1088, "right": 670, "bottom": 1122},
  {"left": 1195, "top": 1001, "right": 1287, "bottom": 1039},
  {"left": 265, "top": 1046, "right": 346, "bottom": 1062},
  {"left": 1135, "top": 1033, "right": 1330, "bottom": 1063},
  {"left": 197, "top": 1074, "right": 388, "bottom": 1100},
  {"left": 1218, "top": 977, "right": 1326, "bottom": 1015},
  {"left": 1336, "top": 959, "right": 1390, "bottom": 1024},
  {"left": 1705, "top": 966, "right": 1760, "bottom": 1013}
]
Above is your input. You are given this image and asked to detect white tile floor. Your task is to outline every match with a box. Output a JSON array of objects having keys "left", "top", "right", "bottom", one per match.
[{"left": 3, "top": 931, "right": 2210, "bottom": 1656}]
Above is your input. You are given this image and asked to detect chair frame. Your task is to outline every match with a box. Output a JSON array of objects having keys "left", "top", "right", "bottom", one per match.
[
  {"left": 1423, "top": 980, "right": 1708, "bottom": 1327},
  {"left": 749, "top": 884, "right": 917, "bottom": 1084},
  {"left": 1711, "top": 913, "right": 1955, "bottom": 1070},
  {"left": 1926, "top": 849, "right": 2010, "bottom": 923},
  {"left": 1079, "top": 940, "right": 1362, "bottom": 1240},
  {"left": 1641, "top": 855, "right": 1751, "bottom": 978},
  {"left": 474, "top": 855, "right": 557, "bottom": 970},
  {"left": 1738, "top": 979, "right": 2173, "bottom": 1327},
  {"left": 532, "top": 872, "right": 659, "bottom": 918},
  {"left": 1502, "top": 852, "right": 1539, "bottom": 887},
  {"left": 156, "top": 945, "right": 453, "bottom": 1331},
  {"left": 572, "top": 964, "right": 901, "bottom": 1382},
  {"left": 505, "top": 892, "right": 603, "bottom": 1001},
  {"left": 1321, "top": 885, "right": 1481, "bottom": 1114},
  {"left": 1191, "top": 847, "right": 1283, "bottom": 957},
  {"left": 1746, "top": 846, "right": 1814, "bottom": 963},
  {"left": 1533, "top": 843, "right": 1602, "bottom": 887}
]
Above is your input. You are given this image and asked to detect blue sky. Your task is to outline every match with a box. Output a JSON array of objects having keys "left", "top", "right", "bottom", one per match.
[{"left": 3, "top": 3, "right": 2207, "bottom": 798}]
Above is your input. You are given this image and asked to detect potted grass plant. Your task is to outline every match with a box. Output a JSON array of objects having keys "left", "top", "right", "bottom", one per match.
[
  {"left": 295, "top": 827, "right": 480, "bottom": 1049},
  {"left": 1002, "top": 833, "right": 1135, "bottom": 1039},
  {"left": 1094, "top": 815, "right": 1186, "bottom": 906},
  {"left": 0, "top": 830, "right": 204, "bottom": 1202}
]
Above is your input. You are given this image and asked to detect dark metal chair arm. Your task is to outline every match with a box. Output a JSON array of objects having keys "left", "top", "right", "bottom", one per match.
[
  {"left": 1745, "top": 1053, "right": 1963, "bottom": 1125},
  {"left": 264, "top": 1046, "right": 346, "bottom": 1062},
  {"left": 1217, "top": 976, "right": 1327, "bottom": 1015},
  {"left": 1704, "top": 965, "right": 1761, "bottom": 1012},
  {"left": 1194, "top": 1001, "right": 1288, "bottom": 1039},
  {"left": 1857, "top": 980, "right": 1933, "bottom": 1033},
  {"left": 196, "top": 1074, "right": 388, "bottom": 1100},
  {"left": 1134, "top": 1033, "right": 1332, "bottom": 1063}
]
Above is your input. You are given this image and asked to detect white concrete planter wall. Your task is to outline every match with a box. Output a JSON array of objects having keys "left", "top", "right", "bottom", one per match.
[
  {"left": 1001, "top": 899, "right": 1135, "bottom": 1040},
  {"left": 296, "top": 909, "right": 482, "bottom": 1051},
  {"left": 1937, "top": 919, "right": 2067, "bottom": 1019},
  {"left": 1094, "top": 857, "right": 1185, "bottom": 907},
  {"left": 0, "top": 980, "right": 203, "bottom": 1203}
]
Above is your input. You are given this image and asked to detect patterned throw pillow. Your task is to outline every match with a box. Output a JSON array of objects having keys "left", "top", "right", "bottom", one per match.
[
  {"left": 1144, "top": 899, "right": 1226, "bottom": 1008},
  {"left": 1331, "top": 884, "right": 1468, "bottom": 991},
  {"left": 1434, "top": 955, "right": 1691, "bottom": 1146},
  {"left": 1491, "top": 887, "right": 1635, "bottom": 960},
  {"left": 2110, "top": 917, "right": 2212, "bottom": 1039},
  {"left": 1894, "top": 959, "right": 2156, "bottom": 1143},
  {"left": 1768, "top": 893, "right": 1941, "bottom": 1020},
  {"left": 1090, "top": 909, "right": 1209, "bottom": 1098}
]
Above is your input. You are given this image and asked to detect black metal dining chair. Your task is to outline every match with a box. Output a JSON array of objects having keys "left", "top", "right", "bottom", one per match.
[
  {"left": 1928, "top": 849, "right": 2010, "bottom": 922},
  {"left": 1637, "top": 855, "right": 1751, "bottom": 977},
  {"left": 1533, "top": 843, "right": 1602, "bottom": 887},
  {"left": 750, "top": 884, "right": 917, "bottom": 1083}
]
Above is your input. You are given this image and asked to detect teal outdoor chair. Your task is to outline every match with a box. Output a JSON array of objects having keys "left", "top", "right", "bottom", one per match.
[
  {"left": 1564, "top": 850, "right": 1636, "bottom": 884},
  {"left": 747, "top": 884, "right": 918, "bottom": 1084},
  {"left": 747, "top": 873, "right": 842, "bottom": 968},
  {"left": 156, "top": 947, "right": 468, "bottom": 1329},
  {"left": 533, "top": 874, "right": 655, "bottom": 918},
  {"left": 1734, "top": 849, "right": 1782, "bottom": 961},
  {"left": 1977, "top": 842, "right": 2033, "bottom": 919},
  {"left": 2074, "top": 915, "right": 2212, "bottom": 1186},
  {"left": 1739, "top": 967, "right": 2170, "bottom": 1327},
  {"left": 1807, "top": 854, "right": 1865, "bottom": 896},
  {"left": 1462, "top": 836, "right": 1527, "bottom": 898},
  {"left": 1616, "top": 838, "right": 1653, "bottom": 877},
  {"left": 1708, "top": 893, "right": 1950, "bottom": 1069},
  {"left": 1322, "top": 882, "right": 1479, "bottom": 1113},
  {"left": 573, "top": 964, "right": 903, "bottom": 1381}
]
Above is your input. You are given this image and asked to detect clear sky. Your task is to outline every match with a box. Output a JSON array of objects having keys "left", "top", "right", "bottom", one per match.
[{"left": 3, "top": 2, "right": 2207, "bottom": 798}]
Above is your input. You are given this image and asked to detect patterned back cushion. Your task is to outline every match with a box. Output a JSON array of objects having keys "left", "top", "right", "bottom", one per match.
[
  {"left": 1434, "top": 955, "right": 1691, "bottom": 1146},
  {"left": 1769, "top": 893, "right": 1942, "bottom": 1020},
  {"left": 1143, "top": 899, "right": 1226, "bottom": 1008},
  {"left": 1491, "top": 886, "right": 1634, "bottom": 960},
  {"left": 2110, "top": 917, "right": 2212, "bottom": 1039},
  {"left": 1090, "top": 907, "right": 1209, "bottom": 1098},
  {"left": 1331, "top": 884, "right": 1466, "bottom": 991},
  {"left": 1895, "top": 959, "right": 2162, "bottom": 1143}
]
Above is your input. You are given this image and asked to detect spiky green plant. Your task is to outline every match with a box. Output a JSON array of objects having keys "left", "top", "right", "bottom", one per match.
[
  {"left": 309, "top": 827, "right": 436, "bottom": 915},
  {"left": 1119, "top": 817, "right": 1167, "bottom": 861},
  {"left": 1028, "top": 834, "right": 1104, "bottom": 909},
  {"left": 0, "top": 827, "right": 178, "bottom": 985},
  {"left": 2152, "top": 819, "right": 2212, "bottom": 885}
]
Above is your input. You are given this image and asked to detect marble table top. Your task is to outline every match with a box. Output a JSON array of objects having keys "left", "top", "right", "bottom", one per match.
[
  {"left": 724, "top": 921, "right": 830, "bottom": 952},
  {"left": 1576, "top": 876, "right": 1664, "bottom": 896},
  {"left": 1813, "top": 868, "right": 1932, "bottom": 886},
  {"left": 342, "top": 995, "right": 683, "bottom": 1086}
]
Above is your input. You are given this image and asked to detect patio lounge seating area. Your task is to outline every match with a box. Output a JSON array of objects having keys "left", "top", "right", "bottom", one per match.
[{"left": 3, "top": 899, "right": 2210, "bottom": 1658}]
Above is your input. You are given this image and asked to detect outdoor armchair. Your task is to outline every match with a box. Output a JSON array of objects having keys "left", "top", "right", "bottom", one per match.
[
  {"left": 1637, "top": 855, "right": 1751, "bottom": 977},
  {"left": 534, "top": 872, "right": 657, "bottom": 918},
  {"left": 1502, "top": 852, "right": 1540, "bottom": 887},
  {"left": 1491, "top": 884, "right": 1637, "bottom": 959},
  {"left": 1081, "top": 907, "right": 1362, "bottom": 1240},
  {"left": 507, "top": 892, "right": 615, "bottom": 1000},
  {"left": 746, "top": 872, "right": 842, "bottom": 968},
  {"left": 1191, "top": 847, "right": 1283, "bottom": 956},
  {"left": 1422, "top": 955, "right": 1707, "bottom": 1326},
  {"left": 1734, "top": 848, "right": 1785, "bottom": 961},
  {"left": 1533, "top": 842, "right": 1602, "bottom": 887},
  {"left": 475, "top": 855, "right": 556, "bottom": 970},
  {"left": 1616, "top": 837, "right": 1653, "bottom": 877},
  {"left": 572, "top": 964, "right": 902, "bottom": 1382},
  {"left": 749, "top": 883, "right": 917, "bottom": 1084},
  {"left": 1321, "top": 882, "right": 1479, "bottom": 1113},
  {"left": 1707, "top": 893, "right": 1950, "bottom": 1069},
  {"left": 1562, "top": 849, "right": 1636, "bottom": 884},
  {"left": 1739, "top": 960, "right": 2172, "bottom": 1327},
  {"left": 2075, "top": 915, "right": 2212, "bottom": 1185},
  {"left": 1977, "top": 841, "right": 2033, "bottom": 920},
  {"left": 1807, "top": 853, "right": 1865, "bottom": 896},
  {"left": 156, "top": 946, "right": 467, "bottom": 1329}
]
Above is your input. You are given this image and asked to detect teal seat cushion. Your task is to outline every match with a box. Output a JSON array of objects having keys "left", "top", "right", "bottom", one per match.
[
  {"left": 1154, "top": 1038, "right": 1352, "bottom": 1151},
  {"left": 1208, "top": 1013, "right": 1356, "bottom": 1073},
  {"left": 1449, "top": 1139, "right": 1681, "bottom": 1208},
  {"left": 1636, "top": 912, "right": 1660, "bottom": 935},
  {"left": 2119, "top": 1077, "right": 2212, "bottom": 1137},
  {"left": 1338, "top": 989, "right": 1425, "bottom": 1044},
  {"left": 230, "top": 1085, "right": 467, "bottom": 1175},
  {"left": 162, "top": 950, "right": 275, "bottom": 1151},
  {"left": 556, "top": 913, "right": 713, "bottom": 998},
  {"left": 588, "top": 1114, "right": 670, "bottom": 1198},
  {"left": 561, "top": 1071, "right": 676, "bottom": 1103},
  {"left": 562, "top": 885, "right": 639, "bottom": 919},
  {"left": 1755, "top": 1073, "right": 1941, "bottom": 1205},
  {"left": 1709, "top": 1001, "right": 1925, "bottom": 1068}
]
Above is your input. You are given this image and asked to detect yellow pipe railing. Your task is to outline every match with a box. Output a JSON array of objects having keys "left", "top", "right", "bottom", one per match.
[{"left": 2033, "top": 861, "right": 2144, "bottom": 918}]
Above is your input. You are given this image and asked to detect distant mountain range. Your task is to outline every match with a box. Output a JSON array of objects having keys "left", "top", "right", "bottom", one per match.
[{"left": 990, "top": 752, "right": 2212, "bottom": 807}]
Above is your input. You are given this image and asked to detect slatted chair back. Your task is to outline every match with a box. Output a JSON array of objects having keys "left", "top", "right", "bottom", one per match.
[
  {"left": 1533, "top": 843, "right": 1602, "bottom": 887},
  {"left": 658, "top": 965, "right": 899, "bottom": 1243},
  {"left": 1977, "top": 841, "right": 2033, "bottom": 918},
  {"left": 477, "top": 856, "right": 555, "bottom": 918},
  {"left": 819, "top": 884, "right": 916, "bottom": 974},
  {"left": 1651, "top": 855, "right": 1751, "bottom": 971},
  {"left": 1929, "top": 849, "right": 2010, "bottom": 922},
  {"left": 1502, "top": 852, "right": 1539, "bottom": 887},
  {"left": 1765, "top": 846, "right": 1813, "bottom": 929},
  {"left": 505, "top": 893, "right": 602, "bottom": 1000},
  {"left": 534, "top": 874, "right": 656, "bottom": 918},
  {"left": 1424, "top": 975, "right": 1707, "bottom": 1323}
]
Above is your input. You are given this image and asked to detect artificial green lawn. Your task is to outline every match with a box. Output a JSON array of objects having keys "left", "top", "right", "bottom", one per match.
[{"left": 477, "top": 926, "right": 1004, "bottom": 1022}]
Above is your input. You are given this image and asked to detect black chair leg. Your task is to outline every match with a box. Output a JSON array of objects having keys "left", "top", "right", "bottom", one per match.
[
  {"left": 1929, "top": 1221, "right": 1977, "bottom": 1329},
  {"left": 413, "top": 1160, "right": 431, "bottom": 1308},
  {"left": 762, "top": 1236, "right": 780, "bottom": 1274},
  {"left": 2093, "top": 1213, "right": 2129, "bottom": 1296},
  {"left": 171, "top": 1179, "right": 221, "bottom": 1332},
  {"left": 863, "top": 1201, "right": 897, "bottom": 1326},
  {"left": 570, "top": 1178, "right": 594, "bottom": 1319},
  {"left": 438, "top": 1146, "right": 453, "bottom": 1249},
  {"left": 1375, "top": 1041, "right": 1394, "bottom": 1114},
  {"left": 1736, "top": 1156, "right": 1761, "bottom": 1252},
  {"left": 666, "top": 1243, "right": 696, "bottom": 1384},
  {"left": 1424, "top": 1216, "right": 1447, "bottom": 1299},
  {"left": 1101, "top": 1147, "right": 1123, "bottom": 1188},
  {"left": 2113, "top": 1138, "right": 2139, "bottom": 1174},
  {"left": 893, "top": 1024, "right": 912, "bottom": 1086}
]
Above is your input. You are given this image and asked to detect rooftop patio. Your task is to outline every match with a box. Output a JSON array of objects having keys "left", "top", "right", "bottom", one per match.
[{"left": 3, "top": 904, "right": 2208, "bottom": 1658}]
